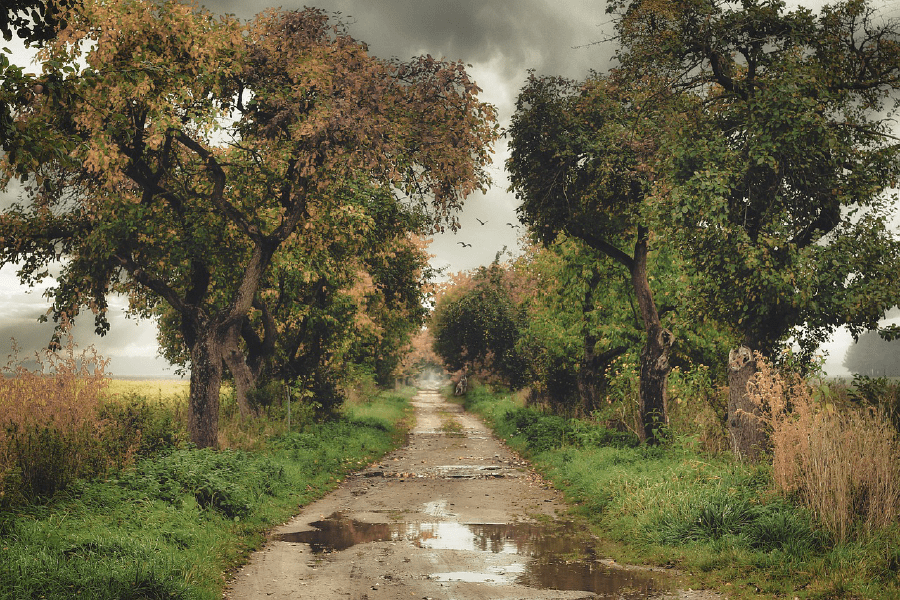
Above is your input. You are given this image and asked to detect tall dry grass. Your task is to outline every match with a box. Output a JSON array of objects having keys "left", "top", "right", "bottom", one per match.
[
  {"left": 0, "top": 338, "right": 138, "bottom": 505},
  {"left": 747, "top": 354, "right": 900, "bottom": 541}
]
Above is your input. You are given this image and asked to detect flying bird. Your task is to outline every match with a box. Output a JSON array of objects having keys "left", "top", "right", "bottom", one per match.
[
  {"left": 457, "top": 242, "right": 472, "bottom": 247},
  {"left": 476, "top": 218, "right": 487, "bottom": 225},
  {"left": 506, "top": 222, "right": 520, "bottom": 228}
]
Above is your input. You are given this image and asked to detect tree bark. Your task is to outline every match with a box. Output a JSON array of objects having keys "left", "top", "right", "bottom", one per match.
[
  {"left": 222, "top": 322, "right": 258, "bottom": 420},
  {"left": 727, "top": 346, "right": 767, "bottom": 461},
  {"left": 189, "top": 328, "right": 224, "bottom": 449},
  {"left": 631, "top": 227, "right": 674, "bottom": 445}
]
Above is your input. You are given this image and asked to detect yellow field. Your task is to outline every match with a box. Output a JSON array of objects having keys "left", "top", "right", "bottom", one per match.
[{"left": 105, "top": 379, "right": 190, "bottom": 404}]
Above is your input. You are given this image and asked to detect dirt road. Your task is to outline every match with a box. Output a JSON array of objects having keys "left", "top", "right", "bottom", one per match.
[{"left": 226, "top": 388, "right": 718, "bottom": 600}]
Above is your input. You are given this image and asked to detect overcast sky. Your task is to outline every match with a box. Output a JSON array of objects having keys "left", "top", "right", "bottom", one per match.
[{"left": 1, "top": 0, "right": 894, "bottom": 378}]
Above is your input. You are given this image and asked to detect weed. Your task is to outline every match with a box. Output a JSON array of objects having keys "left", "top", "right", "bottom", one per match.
[
  {"left": 666, "top": 365, "right": 729, "bottom": 454},
  {"left": 748, "top": 355, "right": 900, "bottom": 541},
  {"left": 438, "top": 411, "right": 465, "bottom": 436},
  {"left": 0, "top": 338, "right": 115, "bottom": 504}
]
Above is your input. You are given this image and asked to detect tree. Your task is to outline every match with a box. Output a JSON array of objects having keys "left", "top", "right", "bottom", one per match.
[
  {"left": 610, "top": 0, "right": 900, "bottom": 457},
  {"left": 507, "top": 73, "right": 683, "bottom": 443},
  {"left": 2, "top": 0, "right": 77, "bottom": 153},
  {"left": 398, "top": 326, "right": 445, "bottom": 385},
  {"left": 353, "top": 231, "right": 434, "bottom": 388},
  {"left": 511, "top": 233, "right": 735, "bottom": 418},
  {"left": 430, "top": 260, "right": 526, "bottom": 388},
  {"left": 844, "top": 326, "right": 900, "bottom": 377},
  {"left": 511, "top": 237, "right": 636, "bottom": 414},
  {"left": 2, "top": 0, "right": 73, "bottom": 44},
  {"left": 154, "top": 178, "right": 431, "bottom": 416},
  {"left": 0, "top": 0, "right": 498, "bottom": 447}
]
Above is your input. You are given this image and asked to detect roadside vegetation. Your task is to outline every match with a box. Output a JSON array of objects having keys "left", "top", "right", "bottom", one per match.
[
  {"left": 460, "top": 375, "right": 900, "bottom": 600},
  {"left": 0, "top": 342, "right": 413, "bottom": 600},
  {"left": 426, "top": 4, "right": 900, "bottom": 594}
]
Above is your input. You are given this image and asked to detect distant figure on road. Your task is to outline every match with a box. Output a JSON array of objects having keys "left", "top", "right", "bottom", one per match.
[{"left": 454, "top": 374, "right": 467, "bottom": 396}]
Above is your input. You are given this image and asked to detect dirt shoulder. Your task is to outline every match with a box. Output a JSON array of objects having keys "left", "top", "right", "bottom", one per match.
[{"left": 225, "top": 388, "right": 721, "bottom": 600}]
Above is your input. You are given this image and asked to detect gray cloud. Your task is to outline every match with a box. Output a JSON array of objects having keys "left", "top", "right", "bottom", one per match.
[{"left": 203, "top": 0, "right": 617, "bottom": 82}]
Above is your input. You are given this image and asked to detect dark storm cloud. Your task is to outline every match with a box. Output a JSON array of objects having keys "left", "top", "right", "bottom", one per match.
[{"left": 201, "top": 0, "right": 615, "bottom": 82}]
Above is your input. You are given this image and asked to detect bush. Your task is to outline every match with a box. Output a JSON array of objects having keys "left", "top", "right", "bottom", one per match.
[
  {"left": 119, "top": 448, "right": 285, "bottom": 520},
  {"left": 848, "top": 374, "right": 900, "bottom": 433},
  {"left": 748, "top": 355, "right": 900, "bottom": 541},
  {"left": 503, "top": 407, "right": 575, "bottom": 453},
  {"left": 499, "top": 406, "right": 639, "bottom": 454},
  {"left": 98, "top": 394, "right": 184, "bottom": 458}
]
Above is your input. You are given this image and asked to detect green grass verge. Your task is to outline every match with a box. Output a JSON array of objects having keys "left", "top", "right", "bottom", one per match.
[
  {"left": 0, "top": 388, "right": 413, "bottom": 600},
  {"left": 462, "top": 385, "right": 900, "bottom": 600}
]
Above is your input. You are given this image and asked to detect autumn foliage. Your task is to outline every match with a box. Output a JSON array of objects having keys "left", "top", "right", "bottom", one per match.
[{"left": 0, "top": 0, "right": 498, "bottom": 447}]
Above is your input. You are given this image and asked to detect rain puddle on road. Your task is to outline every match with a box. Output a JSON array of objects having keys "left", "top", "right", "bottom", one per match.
[{"left": 274, "top": 513, "right": 671, "bottom": 598}]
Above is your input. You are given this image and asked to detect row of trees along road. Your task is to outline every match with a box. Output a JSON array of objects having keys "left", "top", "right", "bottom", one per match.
[
  {"left": 0, "top": 0, "right": 499, "bottom": 447},
  {"left": 502, "top": 0, "right": 900, "bottom": 448}
]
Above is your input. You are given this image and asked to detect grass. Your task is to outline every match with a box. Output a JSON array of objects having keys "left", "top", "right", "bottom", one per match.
[
  {"left": 461, "top": 383, "right": 900, "bottom": 600},
  {"left": 0, "top": 384, "right": 414, "bottom": 600}
]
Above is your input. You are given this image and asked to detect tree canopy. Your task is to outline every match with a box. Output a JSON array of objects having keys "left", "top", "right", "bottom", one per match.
[
  {"left": 612, "top": 0, "right": 900, "bottom": 358},
  {"left": 430, "top": 261, "right": 526, "bottom": 387},
  {"left": 0, "top": 0, "right": 498, "bottom": 447},
  {"left": 507, "top": 71, "right": 681, "bottom": 443}
]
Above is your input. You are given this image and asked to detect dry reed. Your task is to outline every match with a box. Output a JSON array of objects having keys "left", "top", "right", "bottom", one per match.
[
  {"left": 747, "top": 354, "right": 900, "bottom": 541},
  {"left": 0, "top": 337, "right": 125, "bottom": 503}
]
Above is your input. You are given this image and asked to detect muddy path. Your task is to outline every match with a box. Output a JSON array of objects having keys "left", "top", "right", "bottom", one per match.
[{"left": 226, "top": 388, "right": 719, "bottom": 600}]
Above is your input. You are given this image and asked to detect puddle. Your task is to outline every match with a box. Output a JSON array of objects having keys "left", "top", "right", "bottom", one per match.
[{"left": 275, "top": 514, "right": 671, "bottom": 597}]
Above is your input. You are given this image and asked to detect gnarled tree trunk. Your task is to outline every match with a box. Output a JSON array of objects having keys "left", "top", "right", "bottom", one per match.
[
  {"left": 189, "top": 329, "right": 224, "bottom": 449},
  {"left": 631, "top": 227, "right": 674, "bottom": 444},
  {"left": 222, "top": 322, "right": 258, "bottom": 420}
]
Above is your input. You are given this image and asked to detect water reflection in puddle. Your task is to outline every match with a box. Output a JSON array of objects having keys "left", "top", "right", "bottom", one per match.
[{"left": 275, "top": 514, "right": 670, "bottom": 597}]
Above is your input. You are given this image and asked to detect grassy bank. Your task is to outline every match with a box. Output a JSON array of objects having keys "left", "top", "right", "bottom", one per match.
[
  {"left": 461, "top": 384, "right": 900, "bottom": 600},
  {"left": 0, "top": 385, "right": 413, "bottom": 600}
]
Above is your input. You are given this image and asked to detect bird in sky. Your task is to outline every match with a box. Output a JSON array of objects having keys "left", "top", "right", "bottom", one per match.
[
  {"left": 457, "top": 241, "right": 472, "bottom": 247},
  {"left": 476, "top": 218, "right": 487, "bottom": 225}
]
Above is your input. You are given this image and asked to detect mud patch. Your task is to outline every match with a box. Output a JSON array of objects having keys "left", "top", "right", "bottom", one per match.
[{"left": 274, "top": 513, "right": 670, "bottom": 597}]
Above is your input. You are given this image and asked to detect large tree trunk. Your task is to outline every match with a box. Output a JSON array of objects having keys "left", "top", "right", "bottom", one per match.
[
  {"left": 727, "top": 346, "right": 766, "bottom": 461},
  {"left": 222, "top": 322, "right": 258, "bottom": 420},
  {"left": 189, "top": 329, "right": 224, "bottom": 449},
  {"left": 631, "top": 227, "right": 674, "bottom": 445}
]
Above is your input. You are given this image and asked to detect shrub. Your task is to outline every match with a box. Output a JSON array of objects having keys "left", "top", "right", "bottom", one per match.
[
  {"left": 748, "top": 355, "right": 900, "bottom": 541},
  {"left": 504, "top": 407, "right": 575, "bottom": 453},
  {"left": 666, "top": 365, "right": 729, "bottom": 454},
  {"left": 570, "top": 418, "right": 640, "bottom": 449},
  {"left": 499, "top": 406, "right": 640, "bottom": 454}
]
